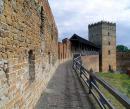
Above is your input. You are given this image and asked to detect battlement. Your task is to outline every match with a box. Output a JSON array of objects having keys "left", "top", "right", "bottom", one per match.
[{"left": 88, "top": 21, "right": 116, "bottom": 27}]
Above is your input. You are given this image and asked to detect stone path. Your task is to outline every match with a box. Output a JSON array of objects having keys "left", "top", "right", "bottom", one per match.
[{"left": 35, "top": 61, "right": 94, "bottom": 109}]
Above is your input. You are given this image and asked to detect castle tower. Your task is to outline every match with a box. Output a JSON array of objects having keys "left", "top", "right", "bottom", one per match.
[{"left": 88, "top": 21, "right": 116, "bottom": 72}]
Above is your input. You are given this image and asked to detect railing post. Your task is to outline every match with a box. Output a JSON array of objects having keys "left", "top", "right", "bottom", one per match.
[
  {"left": 89, "top": 69, "right": 94, "bottom": 94},
  {"left": 73, "top": 60, "right": 74, "bottom": 69},
  {"left": 80, "top": 66, "right": 82, "bottom": 77},
  {"left": 75, "top": 62, "right": 77, "bottom": 70},
  {"left": 89, "top": 74, "right": 92, "bottom": 94}
]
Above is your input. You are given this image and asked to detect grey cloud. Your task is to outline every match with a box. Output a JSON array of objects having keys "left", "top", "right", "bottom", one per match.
[{"left": 49, "top": 0, "right": 130, "bottom": 48}]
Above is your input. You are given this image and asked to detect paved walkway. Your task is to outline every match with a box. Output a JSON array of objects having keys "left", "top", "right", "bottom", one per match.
[{"left": 35, "top": 61, "right": 94, "bottom": 109}]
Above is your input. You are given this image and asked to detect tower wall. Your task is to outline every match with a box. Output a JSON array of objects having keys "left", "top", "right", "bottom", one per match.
[{"left": 89, "top": 21, "right": 116, "bottom": 72}]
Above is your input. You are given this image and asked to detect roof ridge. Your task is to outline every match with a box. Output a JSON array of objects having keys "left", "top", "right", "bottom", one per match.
[{"left": 70, "top": 34, "right": 100, "bottom": 49}]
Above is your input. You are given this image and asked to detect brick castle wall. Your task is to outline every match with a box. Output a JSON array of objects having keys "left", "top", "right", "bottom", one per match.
[
  {"left": 0, "top": 0, "right": 58, "bottom": 108},
  {"left": 58, "top": 42, "right": 63, "bottom": 60},
  {"left": 117, "top": 52, "right": 130, "bottom": 73},
  {"left": 81, "top": 55, "right": 99, "bottom": 72}
]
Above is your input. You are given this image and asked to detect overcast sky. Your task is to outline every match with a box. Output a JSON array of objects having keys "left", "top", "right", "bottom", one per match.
[{"left": 48, "top": 0, "right": 130, "bottom": 48}]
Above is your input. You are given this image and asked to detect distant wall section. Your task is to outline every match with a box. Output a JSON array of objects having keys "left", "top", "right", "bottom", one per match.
[
  {"left": 117, "top": 52, "right": 130, "bottom": 73},
  {"left": 58, "top": 38, "right": 71, "bottom": 61},
  {"left": 81, "top": 55, "right": 99, "bottom": 72}
]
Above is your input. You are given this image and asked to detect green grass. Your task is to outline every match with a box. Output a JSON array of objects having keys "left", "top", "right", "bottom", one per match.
[
  {"left": 97, "top": 73, "right": 130, "bottom": 98},
  {"left": 96, "top": 73, "right": 130, "bottom": 109}
]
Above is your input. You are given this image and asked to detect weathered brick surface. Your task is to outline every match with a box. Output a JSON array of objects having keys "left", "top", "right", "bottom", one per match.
[
  {"left": 58, "top": 38, "right": 71, "bottom": 61},
  {"left": 0, "top": 0, "right": 58, "bottom": 108},
  {"left": 58, "top": 42, "right": 63, "bottom": 60},
  {"left": 117, "top": 52, "right": 130, "bottom": 73},
  {"left": 81, "top": 55, "right": 99, "bottom": 72}
]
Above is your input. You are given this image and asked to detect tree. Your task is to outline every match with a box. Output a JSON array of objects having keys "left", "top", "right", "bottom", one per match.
[
  {"left": 128, "top": 49, "right": 130, "bottom": 53},
  {"left": 116, "top": 45, "right": 129, "bottom": 52}
]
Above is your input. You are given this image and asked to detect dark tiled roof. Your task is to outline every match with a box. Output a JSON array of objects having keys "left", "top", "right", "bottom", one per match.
[{"left": 70, "top": 34, "right": 99, "bottom": 49}]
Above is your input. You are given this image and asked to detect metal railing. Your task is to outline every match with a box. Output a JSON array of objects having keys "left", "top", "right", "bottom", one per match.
[{"left": 73, "top": 55, "right": 130, "bottom": 109}]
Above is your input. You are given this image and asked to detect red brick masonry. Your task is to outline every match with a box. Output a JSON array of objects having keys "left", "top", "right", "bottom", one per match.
[{"left": 81, "top": 55, "right": 99, "bottom": 72}]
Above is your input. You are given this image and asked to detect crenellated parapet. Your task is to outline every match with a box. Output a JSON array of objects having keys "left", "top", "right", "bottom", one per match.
[{"left": 88, "top": 21, "right": 116, "bottom": 28}]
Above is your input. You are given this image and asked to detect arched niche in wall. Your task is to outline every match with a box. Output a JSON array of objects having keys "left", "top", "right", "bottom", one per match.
[{"left": 28, "top": 50, "right": 35, "bottom": 82}]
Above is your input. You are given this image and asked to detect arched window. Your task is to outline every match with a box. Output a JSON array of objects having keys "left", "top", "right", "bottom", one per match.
[{"left": 28, "top": 50, "right": 35, "bottom": 82}]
